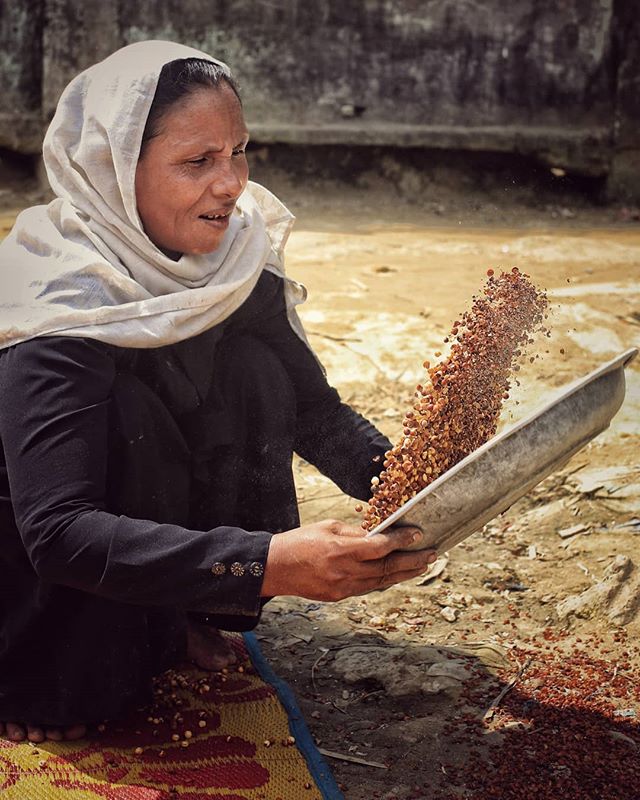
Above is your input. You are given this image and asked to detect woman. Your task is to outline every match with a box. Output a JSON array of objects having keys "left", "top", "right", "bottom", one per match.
[{"left": 0, "top": 41, "right": 436, "bottom": 743}]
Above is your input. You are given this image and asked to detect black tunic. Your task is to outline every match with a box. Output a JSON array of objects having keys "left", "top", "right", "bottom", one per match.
[{"left": 0, "top": 271, "right": 390, "bottom": 725}]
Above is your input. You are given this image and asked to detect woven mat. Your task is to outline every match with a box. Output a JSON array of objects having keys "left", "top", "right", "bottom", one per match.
[{"left": 0, "top": 633, "right": 343, "bottom": 800}]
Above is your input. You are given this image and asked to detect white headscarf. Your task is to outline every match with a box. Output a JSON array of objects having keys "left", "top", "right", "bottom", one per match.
[{"left": 0, "top": 40, "right": 308, "bottom": 349}]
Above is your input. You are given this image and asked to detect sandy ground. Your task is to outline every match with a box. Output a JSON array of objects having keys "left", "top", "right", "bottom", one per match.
[{"left": 1, "top": 173, "right": 639, "bottom": 798}]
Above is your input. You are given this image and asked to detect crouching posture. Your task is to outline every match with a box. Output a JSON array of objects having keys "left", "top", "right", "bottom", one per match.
[{"left": 0, "top": 41, "right": 436, "bottom": 742}]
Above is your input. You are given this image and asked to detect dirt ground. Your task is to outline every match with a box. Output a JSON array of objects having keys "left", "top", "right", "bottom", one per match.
[
  {"left": 249, "top": 167, "right": 640, "bottom": 799},
  {"left": 1, "top": 162, "right": 639, "bottom": 799}
]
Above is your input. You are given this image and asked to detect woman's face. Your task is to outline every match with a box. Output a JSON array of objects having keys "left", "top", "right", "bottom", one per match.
[{"left": 135, "top": 83, "right": 249, "bottom": 258}]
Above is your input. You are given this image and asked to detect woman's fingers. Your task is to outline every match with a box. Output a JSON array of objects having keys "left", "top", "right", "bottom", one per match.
[
  {"left": 357, "top": 525, "right": 425, "bottom": 559},
  {"left": 374, "top": 550, "right": 437, "bottom": 587},
  {"left": 333, "top": 550, "right": 438, "bottom": 599},
  {"left": 315, "top": 519, "right": 423, "bottom": 553},
  {"left": 351, "top": 559, "right": 439, "bottom": 596},
  {"left": 379, "top": 556, "right": 437, "bottom": 586},
  {"left": 356, "top": 548, "right": 437, "bottom": 580}
]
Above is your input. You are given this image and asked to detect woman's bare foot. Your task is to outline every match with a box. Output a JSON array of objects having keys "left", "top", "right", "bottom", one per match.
[
  {"left": 0, "top": 721, "right": 87, "bottom": 743},
  {"left": 186, "top": 621, "right": 237, "bottom": 671},
  {"left": 0, "top": 627, "right": 235, "bottom": 742}
]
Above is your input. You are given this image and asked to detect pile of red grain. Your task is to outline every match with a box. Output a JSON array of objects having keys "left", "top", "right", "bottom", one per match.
[
  {"left": 438, "top": 629, "right": 640, "bottom": 800},
  {"left": 361, "top": 267, "right": 548, "bottom": 531}
]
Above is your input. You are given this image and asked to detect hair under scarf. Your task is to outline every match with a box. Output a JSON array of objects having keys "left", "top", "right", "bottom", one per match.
[{"left": 0, "top": 40, "right": 308, "bottom": 349}]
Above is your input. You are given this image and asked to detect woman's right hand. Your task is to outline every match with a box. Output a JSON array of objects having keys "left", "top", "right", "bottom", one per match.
[{"left": 260, "top": 519, "right": 437, "bottom": 602}]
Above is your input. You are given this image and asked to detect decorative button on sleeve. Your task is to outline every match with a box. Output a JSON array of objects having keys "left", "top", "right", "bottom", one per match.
[
  {"left": 249, "top": 561, "right": 264, "bottom": 577},
  {"left": 211, "top": 562, "right": 226, "bottom": 576},
  {"left": 230, "top": 562, "right": 245, "bottom": 577}
]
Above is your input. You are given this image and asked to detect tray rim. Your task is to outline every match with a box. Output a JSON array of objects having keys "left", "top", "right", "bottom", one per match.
[{"left": 366, "top": 346, "right": 638, "bottom": 538}]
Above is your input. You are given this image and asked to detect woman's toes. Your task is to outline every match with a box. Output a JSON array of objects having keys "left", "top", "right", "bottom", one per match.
[
  {"left": 26, "top": 725, "right": 45, "bottom": 743},
  {"left": 6, "top": 722, "right": 26, "bottom": 742},
  {"left": 0, "top": 722, "right": 86, "bottom": 743},
  {"left": 63, "top": 724, "right": 87, "bottom": 741}
]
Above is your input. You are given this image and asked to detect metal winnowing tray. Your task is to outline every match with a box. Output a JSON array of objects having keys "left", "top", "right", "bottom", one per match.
[{"left": 366, "top": 348, "right": 638, "bottom": 552}]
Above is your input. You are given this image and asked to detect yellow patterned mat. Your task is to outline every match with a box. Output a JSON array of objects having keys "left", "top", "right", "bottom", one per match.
[{"left": 0, "top": 634, "right": 331, "bottom": 799}]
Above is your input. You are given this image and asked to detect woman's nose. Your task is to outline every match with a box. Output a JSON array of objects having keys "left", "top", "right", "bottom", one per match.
[{"left": 209, "top": 156, "right": 246, "bottom": 199}]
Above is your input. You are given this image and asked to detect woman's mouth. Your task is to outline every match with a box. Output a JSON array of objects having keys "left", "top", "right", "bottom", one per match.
[{"left": 199, "top": 211, "right": 231, "bottom": 229}]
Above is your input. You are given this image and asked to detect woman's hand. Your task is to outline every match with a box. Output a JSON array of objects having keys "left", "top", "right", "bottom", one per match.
[{"left": 260, "top": 519, "right": 437, "bottom": 601}]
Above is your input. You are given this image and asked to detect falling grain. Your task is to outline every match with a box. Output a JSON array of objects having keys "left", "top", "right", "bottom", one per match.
[{"left": 362, "top": 268, "right": 548, "bottom": 530}]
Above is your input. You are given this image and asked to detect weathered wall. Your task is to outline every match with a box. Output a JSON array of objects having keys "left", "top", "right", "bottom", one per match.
[
  {"left": 42, "top": 0, "right": 120, "bottom": 124},
  {"left": 0, "top": 0, "right": 43, "bottom": 151},
  {"left": 608, "top": 0, "right": 640, "bottom": 200},
  {"left": 1, "top": 0, "right": 639, "bottom": 198}
]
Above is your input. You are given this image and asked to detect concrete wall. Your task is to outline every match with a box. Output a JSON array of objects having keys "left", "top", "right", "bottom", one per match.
[
  {"left": 0, "top": 0, "right": 43, "bottom": 151},
  {"left": 608, "top": 0, "right": 640, "bottom": 200},
  {"left": 1, "top": 0, "right": 638, "bottom": 198}
]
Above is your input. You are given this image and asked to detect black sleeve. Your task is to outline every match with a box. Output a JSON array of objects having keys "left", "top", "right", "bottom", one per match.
[
  {"left": 235, "top": 273, "right": 391, "bottom": 501},
  {"left": 0, "top": 336, "right": 270, "bottom": 617}
]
